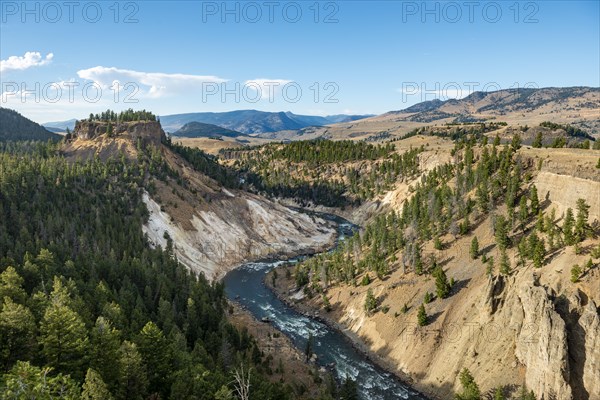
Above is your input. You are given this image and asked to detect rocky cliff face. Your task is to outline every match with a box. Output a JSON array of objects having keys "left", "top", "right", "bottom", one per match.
[
  {"left": 508, "top": 275, "right": 573, "bottom": 399},
  {"left": 73, "top": 120, "right": 165, "bottom": 144}
]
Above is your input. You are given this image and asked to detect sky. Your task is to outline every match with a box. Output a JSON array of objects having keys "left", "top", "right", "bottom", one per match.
[{"left": 1, "top": 0, "right": 599, "bottom": 123}]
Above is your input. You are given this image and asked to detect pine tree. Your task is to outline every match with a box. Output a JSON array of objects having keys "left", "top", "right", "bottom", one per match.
[
  {"left": 571, "top": 264, "right": 582, "bottom": 283},
  {"left": 529, "top": 186, "right": 539, "bottom": 215},
  {"left": 2, "top": 361, "right": 80, "bottom": 399},
  {"left": 563, "top": 208, "right": 575, "bottom": 245},
  {"left": 417, "top": 304, "right": 428, "bottom": 326},
  {"left": 456, "top": 368, "right": 481, "bottom": 400},
  {"left": 0, "top": 266, "right": 27, "bottom": 303},
  {"left": 339, "top": 376, "right": 359, "bottom": 400},
  {"left": 424, "top": 292, "right": 433, "bottom": 304},
  {"left": 364, "top": 289, "right": 377, "bottom": 313},
  {"left": 82, "top": 368, "right": 114, "bottom": 400},
  {"left": 117, "top": 341, "right": 148, "bottom": 400},
  {"left": 136, "top": 321, "right": 171, "bottom": 396},
  {"left": 511, "top": 133, "right": 522, "bottom": 151},
  {"left": 532, "top": 237, "right": 545, "bottom": 269},
  {"left": 518, "top": 386, "right": 536, "bottom": 400},
  {"left": 494, "top": 386, "right": 506, "bottom": 400},
  {"left": 519, "top": 196, "right": 529, "bottom": 232},
  {"left": 499, "top": 249, "right": 511, "bottom": 275},
  {"left": 414, "top": 244, "right": 423, "bottom": 275},
  {"left": 470, "top": 237, "right": 479, "bottom": 260},
  {"left": 89, "top": 317, "right": 121, "bottom": 389},
  {"left": 574, "top": 198, "right": 590, "bottom": 242},
  {"left": 493, "top": 134, "right": 501, "bottom": 146},
  {"left": 494, "top": 215, "right": 510, "bottom": 250},
  {"left": 0, "top": 298, "right": 36, "bottom": 369},
  {"left": 433, "top": 265, "right": 452, "bottom": 299},
  {"left": 39, "top": 301, "right": 89, "bottom": 379}
]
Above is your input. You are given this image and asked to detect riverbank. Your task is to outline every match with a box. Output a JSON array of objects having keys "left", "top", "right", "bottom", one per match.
[
  {"left": 265, "top": 264, "right": 437, "bottom": 400},
  {"left": 227, "top": 301, "right": 330, "bottom": 398}
]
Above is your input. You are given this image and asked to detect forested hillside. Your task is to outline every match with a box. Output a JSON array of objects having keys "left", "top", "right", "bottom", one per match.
[
  {"left": 220, "top": 140, "right": 422, "bottom": 207},
  {"left": 0, "top": 108, "right": 60, "bottom": 142},
  {"left": 0, "top": 141, "right": 311, "bottom": 399}
]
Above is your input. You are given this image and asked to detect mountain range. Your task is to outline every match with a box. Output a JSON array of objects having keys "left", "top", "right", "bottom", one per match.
[
  {"left": 43, "top": 111, "right": 373, "bottom": 135},
  {"left": 37, "top": 86, "right": 600, "bottom": 141},
  {"left": 273, "top": 86, "right": 600, "bottom": 142}
]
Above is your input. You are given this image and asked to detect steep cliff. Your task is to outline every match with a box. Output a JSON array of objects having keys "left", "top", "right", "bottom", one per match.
[
  {"left": 65, "top": 118, "right": 337, "bottom": 280},
  {"left": 73, "top": 120, "right": 165, "bottom": 144}
]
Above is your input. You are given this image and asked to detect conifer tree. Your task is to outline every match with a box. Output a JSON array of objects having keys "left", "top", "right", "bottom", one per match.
[
  {"left": 499, "top": 249, "right": 511, "bottom": 275},
  {"left": 529, "top": 186, "right": 539, "bottom": 215},
  {"left": 417, "top": 304, "right": 428, "bottom": 326},
  {"left": 117, "top": 341, "right": 148, "bottom": 400},
  {"left": 0, "top": 266, "right": 27, "bottom": 303},
  {"left": 39, "top": 301, "right": 89, "bottom": 379},
  {"left": 563, "top": 208, "right": 575, "bottom": 245},
  {"left": 433, "top": 265, "right": 452, "bottom": 299},
  {"left": 136, "top": 321, "right": 171, "bottom": 396},
  {"left": 364, "top": 289, "right": 377, "bottom": 313},
  {"left": 82, "top": 368, "right": 114, "bottom": 400},
  {"left": 0, "top": 298, "right": 36, "bottom": 369},
  {"left": 494, "top": 215, "right": 510, "bottom": 250},
  {"left": 470, "top": 237, "right": 479, "bottom": 259},
  {"left": 519, "top": 196, "right": 529, "bottom": 232},
  {"left": 456, "top": 368, "right": 481, "bottom": 400},
  {"left": 89, "top": 317, "right": 121, "bottom": 389},
  {"left": 574, "top": 198, "right": 590, "bottom": 242}
]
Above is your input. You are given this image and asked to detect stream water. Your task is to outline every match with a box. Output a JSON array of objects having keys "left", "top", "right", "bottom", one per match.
[{"left": 223, "top": 213, "right": 428, "bottom": 400}]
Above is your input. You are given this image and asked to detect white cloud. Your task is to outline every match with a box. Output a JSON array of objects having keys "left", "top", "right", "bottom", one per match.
[
  {"left": 244, "top": 78, "right": 293, "bottom": 101},
  {"left": 77, "top": 66, "right": 227, "bottom": 98},
  {"left": 0, "top": 52, "right": 54, "bottom": 73}
]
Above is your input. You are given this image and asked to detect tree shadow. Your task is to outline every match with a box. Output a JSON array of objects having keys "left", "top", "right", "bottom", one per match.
[
  {"left": 428, "top": 311, "right": 444, "bottom": 324},
  {"left": 451, "top": 278, "right": 471, "bottom": 296}
]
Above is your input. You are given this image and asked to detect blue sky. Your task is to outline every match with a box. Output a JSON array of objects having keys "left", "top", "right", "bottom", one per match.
[{"left": 1, "top": 0, "right": 598, "bottom": 123}]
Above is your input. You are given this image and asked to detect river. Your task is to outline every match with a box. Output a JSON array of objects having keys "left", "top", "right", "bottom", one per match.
[{"left": 223, "top": 213, "right": 428, "bottom": 400}]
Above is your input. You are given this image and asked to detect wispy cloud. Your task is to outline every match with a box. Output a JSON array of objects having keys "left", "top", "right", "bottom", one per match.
[
  {"left": 1, "top": 52, "right": 54, "bottom": 73},
  {"left": 77, "top": 66, "right": 227, "bottom": 98}
]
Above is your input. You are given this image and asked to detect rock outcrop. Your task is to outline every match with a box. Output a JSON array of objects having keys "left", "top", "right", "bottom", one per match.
[
  {"left": 73, "top": 120, "right": 165, "bottom": 144},
  {"left": 579, "top": 301, "right": 600, "bottom": 398},
  {"left": 511, "top": 275, "right": 573, "bottom": 399},
  {"left": 142, "top": 191, "right": 336, "bottom": 280}
]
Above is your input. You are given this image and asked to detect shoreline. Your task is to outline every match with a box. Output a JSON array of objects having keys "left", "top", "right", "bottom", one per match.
[
  {"left": 226, "top": 300, "right": 327, "bottom": 397},
  {"left": 265, "top": 265, "right": 438, "bottom": 400}
]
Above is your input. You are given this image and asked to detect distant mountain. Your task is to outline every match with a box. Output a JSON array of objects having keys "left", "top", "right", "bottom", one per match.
[
  {"left": 289, "top": 86, "right": 600, "bottom": 141},
  {"left": 159, "top": 110, "right": 373, "bottom": 134},
  {"left": 171, "top": 122, "right": 246, "bottom": 138},
  {"left": 0, "top": 108, "right": 61, "bottom": 141},
  {"left": 43, "top": 118, "right": 77, "bottom": 132},
  {"left": 389, "top": 87, "right": 600, "bottom": 122},
  {"left": 401, "top": 99, "right": 445, "bottom": 113}
]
